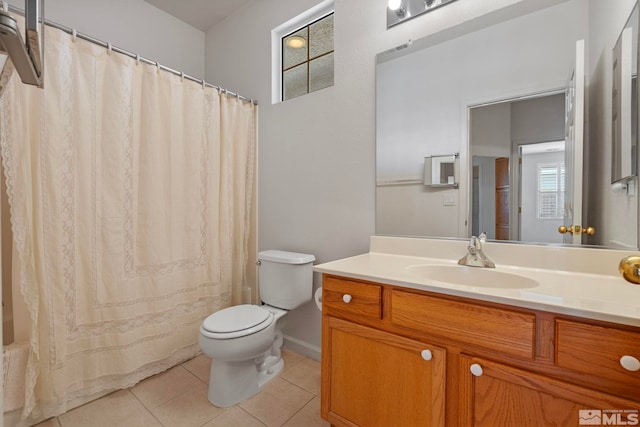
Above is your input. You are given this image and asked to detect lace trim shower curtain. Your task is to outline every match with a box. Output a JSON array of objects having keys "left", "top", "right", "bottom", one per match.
[{"left": 0, "top": 22, "right": 256, "bottom": 420}]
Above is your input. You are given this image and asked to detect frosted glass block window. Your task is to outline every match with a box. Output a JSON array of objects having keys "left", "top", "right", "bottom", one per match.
[
  {"left": 282, "top": 13, "right": 334, "bottom": 101},
  {"left": 537, "top": 164, "right": 565, "bottom": 219}
]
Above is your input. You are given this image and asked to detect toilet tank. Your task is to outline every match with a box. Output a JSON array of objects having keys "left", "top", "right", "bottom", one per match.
[{"left": 258, "top": 250, "right": 315, "bottom": 310}]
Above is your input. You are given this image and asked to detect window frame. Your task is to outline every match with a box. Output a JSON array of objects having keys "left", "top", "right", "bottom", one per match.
[
  {"left": 536, "top": 163, "right": 565, "bottom": 219},
  {"left": 271, "top": 0, "right": 334, "bottom": 104},
  {"left": 281, "top": 13, "right": 334, "bottom": 101}
]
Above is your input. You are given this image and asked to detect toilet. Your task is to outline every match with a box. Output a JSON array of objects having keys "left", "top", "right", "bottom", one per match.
[{"left": 199, "top": 250, "right": 315, "bottom": 407}]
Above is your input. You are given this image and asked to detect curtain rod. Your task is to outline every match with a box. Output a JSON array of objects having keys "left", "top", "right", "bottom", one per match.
[{"left": 2, "top": 2, "right": 258, "bottom": 105}]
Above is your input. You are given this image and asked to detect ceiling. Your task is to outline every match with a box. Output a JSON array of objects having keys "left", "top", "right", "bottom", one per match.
[{"left": 144, "top": 0, "right": 251, "bottom": 31}]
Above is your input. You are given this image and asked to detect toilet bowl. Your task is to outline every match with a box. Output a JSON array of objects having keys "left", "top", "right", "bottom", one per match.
[
  {"left": 199, "top": 304, "right": 287, "bottom": 407},
  {"left": 199, "top": 250, "right": 315, "bottom": 407}
]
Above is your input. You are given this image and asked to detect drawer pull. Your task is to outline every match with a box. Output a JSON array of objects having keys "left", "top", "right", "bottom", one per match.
[
  {"left": 342, "top": 294, "right": 352, "bottom": 304},
  {"left": 620, "top": 355, "right": 640, "bottom": 372},
  {"left": 470, "top": 363, "right": 483, "bottom": 377},
  {"left": 421, "top": 350, "right": 432, "bottom": 361}
]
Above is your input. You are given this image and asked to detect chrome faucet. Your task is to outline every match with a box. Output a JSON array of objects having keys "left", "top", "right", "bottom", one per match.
[{"left": 458, "top": 233, "right": 496, "bottom": 268}]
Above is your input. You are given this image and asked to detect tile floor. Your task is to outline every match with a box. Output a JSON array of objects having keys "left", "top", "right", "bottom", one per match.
[{"left": 33, "top": 350, "right": 329, "bottom": 427}]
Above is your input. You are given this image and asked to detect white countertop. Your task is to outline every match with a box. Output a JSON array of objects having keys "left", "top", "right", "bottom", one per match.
[{"left": 313, "top": 237, "right": 640, "bottom": 327}]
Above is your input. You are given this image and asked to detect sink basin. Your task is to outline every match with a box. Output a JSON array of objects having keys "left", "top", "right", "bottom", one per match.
[{"left": 406, "top": 265, "right": 539, "bottom": 289}]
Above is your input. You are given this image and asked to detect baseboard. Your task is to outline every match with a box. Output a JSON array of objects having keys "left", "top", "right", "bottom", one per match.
[{"left": 283, "top": 334, "right": 321, "bottom": 361}]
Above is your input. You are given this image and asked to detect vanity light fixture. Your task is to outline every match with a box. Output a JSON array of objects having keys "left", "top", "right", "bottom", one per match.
[
  {"left": 387, "top": 0, "right": 459, "bottom": 29},
  {"left": 286, "top": 35, "right": 306, "bottom": 49},
  {"left": 388, "top": 0, "right": 408, "bottom": 18}
]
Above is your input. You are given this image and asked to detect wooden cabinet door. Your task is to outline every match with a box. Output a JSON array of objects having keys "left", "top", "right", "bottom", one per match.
[
  {"left": 458, "top": 355, "right": 640, "bottom": 427},
  {"left": 322, "top": 316, "right": 446, "bottom": 427}
]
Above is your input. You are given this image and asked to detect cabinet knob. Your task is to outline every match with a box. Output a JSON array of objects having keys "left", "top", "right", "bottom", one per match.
[
  {"left": 421, "top": 349, "right": 432, "bottom": 361},
  {"left": 342, "top": 294, "right": 352, "bottom": 303},
  {"left": 620, "top": 355, "right": 640, "bottom": 372},
  {"left": 470, "top": 363, "right": 483, "bottom": 377}
]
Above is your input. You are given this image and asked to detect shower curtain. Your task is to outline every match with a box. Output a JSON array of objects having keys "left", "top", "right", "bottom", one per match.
[{"left": 0, "top": 22, "right": 256, "bottom": 420}]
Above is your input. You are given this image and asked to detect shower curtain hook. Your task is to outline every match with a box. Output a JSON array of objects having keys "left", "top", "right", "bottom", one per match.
[
  {"left": 155, "top": 61, "right": 160, "bottom": 73},
  {"left": 1, "top": 2, "right": 8, "bottom": 12},
  {"left": 135, "top": 54, "right": 140, "bottom": 65},
  {"left": 107, "top": 43, "right": 112, "bottom": 55},
  {"left": 71, "top": 29, "right": 77, "bottom": 42},
  {"left": 236, "top": 93, "right": 240, "bottom": 100},
  {"left": 180, "top": 72, "right": 184, "bottom": 82}
]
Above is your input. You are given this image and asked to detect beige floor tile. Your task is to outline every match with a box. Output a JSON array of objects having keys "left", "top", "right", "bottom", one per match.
[
  {"left": 151, "top": 381, "right": 224, "bottom": 427},
  {"left": 283, "top": 397, "right": 330, "bottom": 427},
  {"left": 58, "top": 390, "right": 149, "bottom": 427},
  {"left": 182, "top": 353, "right": 211, "bottom": 383},
  {"left": 44, "top": 349, "right": 320, "bottom": 427},
  {"left": 202, "top": 407, "right": 266, "bottom": 427},
  {"left": 281, "top": 349, "right": 305, "bottom": 373},
  {"left": 130, "top": 365, "right": 202, "bottom": 409},
  {"left": 111, "top": 409, "right": 163, "bottom": 427},
  {"left": 281, "top": 357, "right": 321, "bottom": 396},
  {"left": 32, "top": 418, "right": 61, "bottom": 427},
  {"left": 239, "top": 377, "right": 314, "bottom": 427}
]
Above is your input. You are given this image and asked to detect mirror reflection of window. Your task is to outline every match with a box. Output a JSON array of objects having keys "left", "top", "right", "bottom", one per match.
[{"left": 537, "top": 164, "right": 565, "bottom": 219}]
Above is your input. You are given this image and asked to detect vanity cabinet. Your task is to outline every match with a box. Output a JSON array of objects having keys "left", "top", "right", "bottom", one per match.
[
  {"left": 324, "top": 317, "right": 446, "bottom": 427},
  {"left": 321, "top": 274, "right": 640, "bottom": 427},
  {"left": 321, "top": 276, "right": 446, "bottom": 426},
  {"left": 458, "top": 356, "right": 638, "bottom": 426}
]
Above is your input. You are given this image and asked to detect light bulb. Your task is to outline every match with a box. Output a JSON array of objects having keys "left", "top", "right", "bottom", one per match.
[
  {"left": 388, "top": 0, "right": 402, "bottom": 11},
  {"left": 286, "top": 36, "right": 306, "bottom": 49}
]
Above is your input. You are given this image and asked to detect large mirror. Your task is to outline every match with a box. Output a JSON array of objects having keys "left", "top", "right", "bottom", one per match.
[
  {"left": 612, "top": 5, "right": 638, "bottom": 184},
  {"left": 376, "top": 0, "right": 640, "bottom": 249}
]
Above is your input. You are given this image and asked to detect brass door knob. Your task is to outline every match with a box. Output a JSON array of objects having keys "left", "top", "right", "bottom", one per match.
[
  {"left": 619, "top": 256, "right": 640, "bottom": 284},
  {"left": 558, "top": 225, "right": 572, "bottom": 234},
  {"left": 558, "top": 225, "right": 595, "bottom": 236}
]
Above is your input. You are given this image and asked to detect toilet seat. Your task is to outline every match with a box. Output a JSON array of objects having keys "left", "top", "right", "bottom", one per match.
[{"left": 201, "top": 305, "right": 273, "bottom": 339}]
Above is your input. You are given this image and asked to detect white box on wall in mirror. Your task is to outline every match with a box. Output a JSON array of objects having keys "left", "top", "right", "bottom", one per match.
[{"left": 424, "top": 154, "right": 459, "bottom": 188}]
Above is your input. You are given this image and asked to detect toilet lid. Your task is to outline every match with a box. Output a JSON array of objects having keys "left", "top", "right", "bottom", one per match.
[{"left": 202, "top": 305, "right": 272, "bottom": 335}]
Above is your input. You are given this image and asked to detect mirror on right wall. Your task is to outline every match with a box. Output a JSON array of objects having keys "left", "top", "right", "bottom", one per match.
[
  {"left": 376, "top": 0, "right": 640, "bottom": 250},
  {"left": 612, "top": 4, "right": 638, "bottom": 185}
]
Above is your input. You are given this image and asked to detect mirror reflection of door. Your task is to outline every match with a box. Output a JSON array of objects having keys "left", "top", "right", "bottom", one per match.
[
  {"left": 470, "top": 92, "right": 566, "bottom": 244},
  {"left": 564, "top": 39, "right": 586, "bottom": 245}
]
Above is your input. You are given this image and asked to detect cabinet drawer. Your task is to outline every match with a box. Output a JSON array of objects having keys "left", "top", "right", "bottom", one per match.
[
  {"left": 322, "top": 276, "right": 382, "bottom": 321},
  {"left": 556, "top": 319, "right": 640, "bottom": 392},
  {"left": 391, "top": 290, "right": 535, "bottom": 359}
]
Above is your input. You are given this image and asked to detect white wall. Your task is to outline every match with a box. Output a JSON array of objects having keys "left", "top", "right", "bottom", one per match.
[
  {"left": 511, "top": 94, "right": 566, "bottom": 146},
  {"left": 376, "top": 184, "right": 460, "bottom": 237},
  {"left": 6, "top": 0, "right": 205, "bottom": 78},
  {"left": 587, "top": 0, "right": 638, "bottom": 249},
  {"left": 204, "top": 0, "right": 574, "bottom": 357},
  {"left": 471, "top": 102, "right": 511, "bottom": 158}
]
